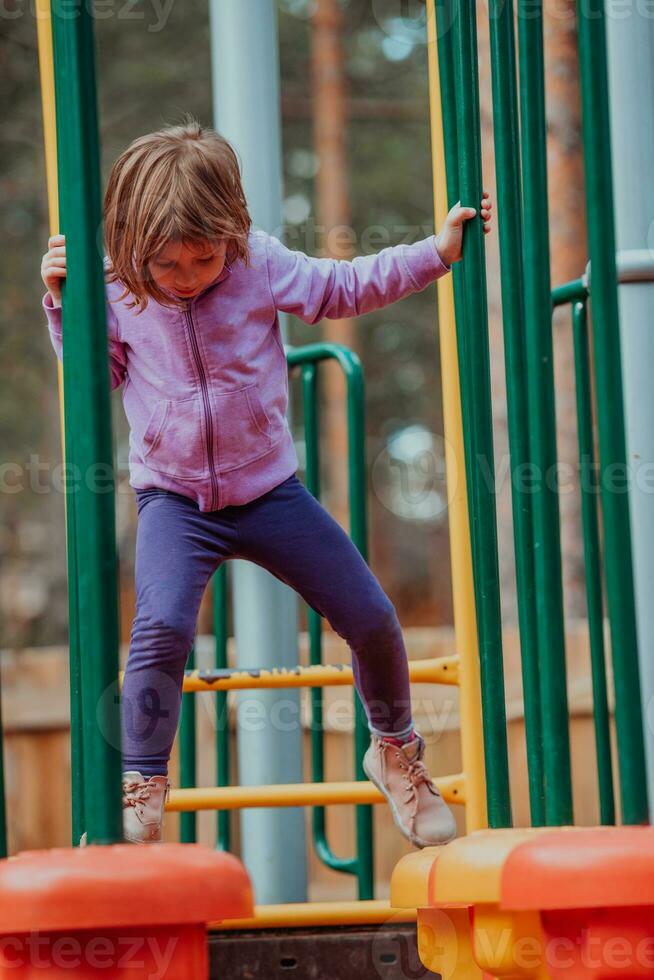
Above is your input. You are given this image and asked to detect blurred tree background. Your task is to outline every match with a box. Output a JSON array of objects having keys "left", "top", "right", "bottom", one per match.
[{"left": 0, "top": 0, "right": 455, "bottom": 651}]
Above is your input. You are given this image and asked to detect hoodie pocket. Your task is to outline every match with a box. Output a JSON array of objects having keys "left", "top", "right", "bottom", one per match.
[
  {"left": 141, "top": 394, "right": 207, "bottom": 481},
  {"left": 215, "top": 383, "right": 274, "bottom": 473}
]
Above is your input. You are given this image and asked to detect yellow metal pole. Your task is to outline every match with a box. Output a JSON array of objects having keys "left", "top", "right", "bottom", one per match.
[
  {"left": 158, "top": 654, "right": 460, "bottom": 692},
  {"left": 167, "top": 773, "right": 465, "bottom": 812},
  {"left": 37, "top": 1, "right": 89, "bottom": 846},
  {"left": 213, "top": 900, "right": 417, "bottom": 931},
  {"left": 35, "top": 0, "right": 65, "bottom": 451},
  {"left": 426, "top": 0, "right": 488, "bottom": 832}
]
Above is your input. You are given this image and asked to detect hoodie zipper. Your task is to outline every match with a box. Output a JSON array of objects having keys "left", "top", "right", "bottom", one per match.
[{"left": 184, "top": 302, "right": 219, "bottom": 511}]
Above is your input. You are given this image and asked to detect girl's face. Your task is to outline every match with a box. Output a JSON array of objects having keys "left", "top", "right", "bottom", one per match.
[{"left": 148, "top": 238, "right": 228, "bottom": 300}]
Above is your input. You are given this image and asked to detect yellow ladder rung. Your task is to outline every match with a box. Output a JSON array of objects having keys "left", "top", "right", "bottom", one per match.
[
  {"left": 167, "top": 774, "right": 465, "bottom": 812},
  {"left": 210, "top": 899, "right": 417, "bottom": 931},
  {"left": 184, "top": 662, "right": 353, "bottom": 691},
  {"left": 170, "top": 654, "right": 460, "bottom": 692}
]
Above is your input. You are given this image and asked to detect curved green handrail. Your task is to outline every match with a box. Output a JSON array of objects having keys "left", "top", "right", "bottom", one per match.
[{"left": 286, "top": 342, "right": 373, "bottom": 900}]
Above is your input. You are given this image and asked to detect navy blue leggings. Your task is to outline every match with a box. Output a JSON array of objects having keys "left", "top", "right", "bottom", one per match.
[{"left": 121, "top": 473, "right": 413, "bottom": 776}]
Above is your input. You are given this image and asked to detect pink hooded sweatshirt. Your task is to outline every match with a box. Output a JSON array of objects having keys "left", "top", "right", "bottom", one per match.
[{"left": 44, "top": 229, "right": 451, "bottom": 512}]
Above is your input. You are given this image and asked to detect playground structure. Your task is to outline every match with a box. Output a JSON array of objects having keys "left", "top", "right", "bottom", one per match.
[{"left": 0, "top": 0, "right": 647, "bottom": 976}]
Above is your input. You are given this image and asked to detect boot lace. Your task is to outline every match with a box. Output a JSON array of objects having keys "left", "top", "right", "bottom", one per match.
[
  {"left": 122, "top": 779, "right": 152, "bottom": 809},
  {"left": 396, "top": 748, "right": 440, "bottom": 833},
  {"left": 122, "top": 778, "right": 170, "bottom": 808}
]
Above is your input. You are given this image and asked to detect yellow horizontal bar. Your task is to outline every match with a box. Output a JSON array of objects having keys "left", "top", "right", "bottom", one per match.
[
  {"left": 149, "top": 654, "right": 458, "bottom": 693},
  {"left": 167, "top": 774, "right": 464, "bottom": 812},
  {"left": 210, "top": 899, "right": 417, "bottom": 931}
]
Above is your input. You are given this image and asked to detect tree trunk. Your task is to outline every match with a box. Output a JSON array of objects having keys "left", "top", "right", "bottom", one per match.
[{"left": 311, "top": 0, "right": 354, "bottom": 529}]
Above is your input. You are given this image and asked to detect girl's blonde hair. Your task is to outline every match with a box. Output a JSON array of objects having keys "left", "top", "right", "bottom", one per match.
[{"left": 104, "top": 117, "right": 251, "bottom": 312}]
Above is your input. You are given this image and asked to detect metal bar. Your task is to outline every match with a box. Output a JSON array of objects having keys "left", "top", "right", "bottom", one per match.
[
  {"left": 346, "top": 351, "right": 375, "bottom": 900},
  {"left": 50, "top": 0, "right": 123, "bottom": 844},
  {"left": 211, "top": 900, "right": 417, "bottom": 931},
  {"left": 571, "top": 301, "right": 616, "bottom": 825},
  {"left": 288, "top": 342, "right": 374, "bottom": 898},
  {"left": 576, "top": 0, "right": 648, "bottom": 824},
  {"left": 427, "top": 0, "right": 488, "bottom": 833},
  {"left": 552, "top": 278, "right": 589, "bottom": 309},
  {"left": 517, "top": 0, "right": 573, "bottom": 825},
  {"left": 303, "top": 364, "right": 357, "bottom": 876},
  {"left": 213, "top": 563, "right": 231, "bottom": 851},
  {"left": 36, "top": 0, "right": 86, "bottom": 850},
  {"left": 211, "top": 0, "right": 307, "bottom": 905},
  {"left": 606, "top": 0, "right": 654, "bottom": 815},
  {"left": 285, "top": 342, "right": 367, "bottom": 371},
  {"left": 167, "top": 773, "right": 465, "bottom": 812},
  {"left": 179, "top": 643, "right": 197, "bottom": 843},
  {"left": 552, "top": 251, "right": 654, "bottom": 311},
  {"left": 448, "top": 0, "right": 512, "bottom": 826},
  {"left": 175, "top": 657, "right": 459, "bottom": 692},
  {"left": 588, "top": 250, "right": 654, "bottom": 285},
  {"left": 487, "top": 0, "right": 544, "bottom": 826}
]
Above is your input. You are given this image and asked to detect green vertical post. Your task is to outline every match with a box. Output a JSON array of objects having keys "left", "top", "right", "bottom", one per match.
[
  {"left": 433, "top": 0, "right": 464, "bottom": 325},
  {"left": 286, "top": 343, "right": 373, "bottom": 898},
  {"left": 62, "top": 423, "right": 85, "bottom": 845},
  {"left": 51, "top": 2, "right": 123, "bottom": 844},
  {"left": 213, "top": 564, "right": 231, "bottom": 851},
  {"left": 445, "top": 0, "right": 512, "bottom": 826},
  {"left": 69, "top": 571, "right": 86, "bottom": 846},
  {"left": 61, "top": 400, "right": 85, "bottom": 845},
  {"left": 575, "top": 0, "right": 648, "bottom": 824},
  {"left": 303, "top": 364, "right": 356, "bottom": 875},
  {"left": 517, "top": 0, "right": 573, "bottom": 825},
  {"left": 180, "top": 644, "right": 197, "bottom": 842},
  {"left": 572, "top": 301, "right": 615, "bottom": 825},
  {"left": 487, "top": 0, "right": 544, "bottom": 825},
  {"left": 345, "top": 350, "right": 375, "bottom": 899}
]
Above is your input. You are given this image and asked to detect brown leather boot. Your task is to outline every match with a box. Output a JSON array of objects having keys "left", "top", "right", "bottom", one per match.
[
  {"left": 79, "top": 771, "right": 171, "bottom": 846},
  {"left": 363, "top": 731, "right": 457, "bottom": 848}
]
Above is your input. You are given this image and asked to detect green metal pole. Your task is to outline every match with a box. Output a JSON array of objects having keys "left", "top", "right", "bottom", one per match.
[
  {"left": 69, "top": 574, "right": 86, "bottom": 846},
  {"left": 487, "top": 0, "right": 544, "bottom": 826},
  {"left": 64, "top": 443, "right": 85, "bottom": 845},
  {"left": 213, "top": 563, "right": 231, "bottom": 851},
  {"left": 347, "top": 354, "right": 375, "bottom": 900},
  {"left": 180, "top": 643, "right": 197, "bottom": 842},
  {"left": 303, "top": 364, "right": 357, "bottom": 876},
  {"left": 575, "top": 0, "right": 648, "bottom": 824},
  {"left": 446, "top": 0, "right": 512, "bottom": 827},
  {"left": 433, "top": 0, "right": 473, "bottom": 500},
  {"left": 517, "top": 0, "right": 573, "bottom": 825},
  {"left": 434, "top": 0, "right": 466, "bottom": 348},
  {"left": 572, "top": 301, "right": 615, "bottom": 825},
  {"left": 552, "top": 279, "right": 588, "bottom": 309},
  {"left": 51, "top": 1, "right": 123, "bottom": 845},
  {"left": 287, "top": 343, "right": 374, "bottom": 898}
]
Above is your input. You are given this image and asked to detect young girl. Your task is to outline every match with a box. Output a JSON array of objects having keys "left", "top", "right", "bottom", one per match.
[{"left": 41, "top": 120, "right": 492, "bottom": 849}]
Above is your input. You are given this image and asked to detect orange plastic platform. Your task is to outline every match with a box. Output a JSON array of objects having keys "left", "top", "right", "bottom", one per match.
[
  {"left": 391, "top": 826, "right": 654, "bottom": 979},
  {"left": 0, "top": 843, "right": 253, "bottom": 977},
  {"left": 503, "top": 827, "right": 654, "bottom": 979}
]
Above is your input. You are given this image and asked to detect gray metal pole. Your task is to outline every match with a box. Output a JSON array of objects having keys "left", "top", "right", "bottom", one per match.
[
  {"left": 209, "top": 0, "right": 308, "bottom": 902},
  {"left": 606, "top": 7, "right": 654, "bottom": 816}
]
